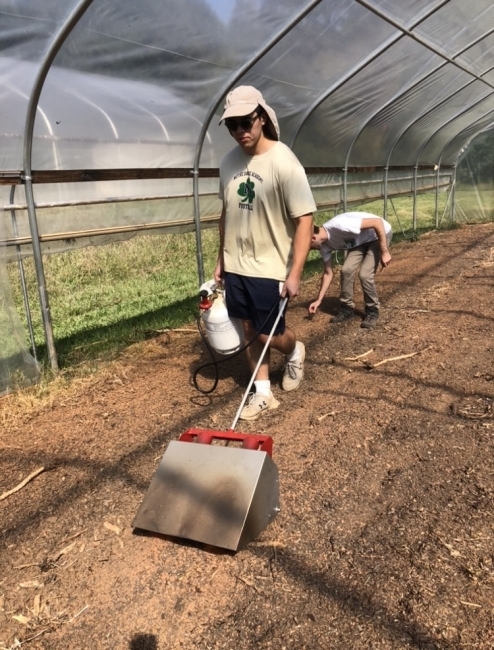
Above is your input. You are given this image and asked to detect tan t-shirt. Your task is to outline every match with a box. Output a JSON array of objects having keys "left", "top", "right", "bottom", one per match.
[{"left": 219, "top": 141, "right": 316, "bottom": 282}]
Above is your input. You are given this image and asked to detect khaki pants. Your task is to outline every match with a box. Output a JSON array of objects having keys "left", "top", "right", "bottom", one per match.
[{"left": 339, "top": 234, "right": 391, "bottom": 311}]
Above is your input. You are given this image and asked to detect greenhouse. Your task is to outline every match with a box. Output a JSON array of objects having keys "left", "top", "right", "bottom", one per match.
[
  {"left": 2, "top": 0, "right": 494, "bottom": 391},
  {"left": 2, "top": 2, "right": 494, "bottom": 649}
]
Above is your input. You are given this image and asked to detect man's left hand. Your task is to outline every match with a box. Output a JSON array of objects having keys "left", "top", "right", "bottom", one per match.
[{"left": 381, "top": 250, "right": 392, "bottom": 268}]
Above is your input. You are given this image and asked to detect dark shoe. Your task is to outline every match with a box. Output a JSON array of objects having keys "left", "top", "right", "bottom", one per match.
[
  {"left": 361, "top": 308, "right": 379, "bottom": 329},
  {"left": 330, "top": 306, "right": 355, "bottom": 323}
]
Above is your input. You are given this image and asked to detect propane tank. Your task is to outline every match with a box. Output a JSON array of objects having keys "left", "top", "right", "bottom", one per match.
[{"left": 199, "top": 284, "right": 243, "bottom": 355}]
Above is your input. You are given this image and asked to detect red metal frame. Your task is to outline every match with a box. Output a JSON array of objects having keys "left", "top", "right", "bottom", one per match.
[{"left": 178, "top": 428, "right": 273, "bottom": 457}]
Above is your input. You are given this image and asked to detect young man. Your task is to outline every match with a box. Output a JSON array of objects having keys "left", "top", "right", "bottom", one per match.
[
  {"left": 214, "top": 85, "right": 316, "bottom": 421},
  {"left": 309, "top": 212, "right": 392, "bottom": 328}
]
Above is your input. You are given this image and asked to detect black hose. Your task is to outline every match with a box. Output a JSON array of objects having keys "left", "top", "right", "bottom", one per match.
[{"left": 192, "top": 298, "right": 283, "bottom": 395}]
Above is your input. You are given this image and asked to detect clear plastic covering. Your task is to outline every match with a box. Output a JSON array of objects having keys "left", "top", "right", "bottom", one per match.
[
  {"left": 2, "top": 0, "right": 494, "bottom": 176},
  {"left": 1, "top": 0, "right": 494, "bottom": 390},
  {"left": 455, "top": 128, "right": 494, "bottom": 222},
  {"left": 0, "top": 214, "right": 39, "bottom": 396}
]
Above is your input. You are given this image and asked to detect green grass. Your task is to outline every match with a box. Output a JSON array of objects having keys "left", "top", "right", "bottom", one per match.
[
  {"left": 7, "top": 229, "right": 220, "bottom": 369},
  {"left": 6, "top": 190, "right": 490, "bottom": 373},
  {"left": 454, "top": 184, "right": 494, "bottom": 222}
]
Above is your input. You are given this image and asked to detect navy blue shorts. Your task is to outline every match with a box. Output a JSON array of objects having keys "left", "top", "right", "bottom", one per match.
[{"left": 223, "top": 273, "right": 286, "bottom": 336}]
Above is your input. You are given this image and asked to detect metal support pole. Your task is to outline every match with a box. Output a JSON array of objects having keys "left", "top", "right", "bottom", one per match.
[
  {"left": 451, "top": 166, "right": 457, "bottom": 223},
  {"left": 389, "top": 198, "right": 407, "bottom": 238},
  {"left": 438, "top": 183, "right": 453, "bottom": 228},
  {"left": 383, "top": 166, "right": 389, "bottom": 220},
  {"left": 412, "top": 165, "right": 418, "bottom": 232},
  {"left": 354, "top": 0, "right": 494, "bottom": 90},
  {"left": 23, "top": 0, "right": 95, "bottom": 371},
  {"left": 412, "top": 93, "right": 494, "bottom": 230},
  {"left": 298, "top": 0, "right": 494, "bottom": 185},
  {"left": 436, "top": 118, "right": 494, "bottom": 227},
  {"left": 435, "top": 165, "right": 440, "bottom": 228},
  {"left": 342, "top": 168, "right": 347, "bottom": 212},
  {"left": 9, "top": 186, "right": 37, "bottom": 359}
]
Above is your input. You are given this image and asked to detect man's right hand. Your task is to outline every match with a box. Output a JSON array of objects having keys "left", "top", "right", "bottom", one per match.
[
  {"left": 214, "top": 259, "right": 224, "bottom": 284},
  {"left": 308, "top": 299, "right": 321, "bottom": 314}
]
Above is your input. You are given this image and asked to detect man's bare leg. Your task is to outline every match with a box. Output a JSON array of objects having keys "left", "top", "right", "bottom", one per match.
[
  {"left": 241, "top": 321, "right": 297, "bottom": 381},
  {"left": 239, "top": 320, "right": 281, "bottom": 420}
]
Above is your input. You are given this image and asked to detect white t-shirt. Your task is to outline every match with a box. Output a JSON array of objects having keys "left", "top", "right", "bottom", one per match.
[
  {"left": 219, "top": 141, "right": 316, "bottom": 281},
  {"left": 319, "top": 212, "right": 392, "bottom": 262}
]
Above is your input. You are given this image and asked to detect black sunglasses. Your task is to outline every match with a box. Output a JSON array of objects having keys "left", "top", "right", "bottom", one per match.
[{"left": 224, "top": 114, "right": 260, "bottom": 132}]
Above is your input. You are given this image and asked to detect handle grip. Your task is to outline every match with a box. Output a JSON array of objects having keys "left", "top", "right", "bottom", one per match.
[{"left": 178, "top": 428, "right": 273, "bottom": 456}]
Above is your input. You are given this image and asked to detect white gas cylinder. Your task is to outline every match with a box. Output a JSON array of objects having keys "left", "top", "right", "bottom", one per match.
[{"left": 201, "top": 291, "right": 243, "bottom": 355}]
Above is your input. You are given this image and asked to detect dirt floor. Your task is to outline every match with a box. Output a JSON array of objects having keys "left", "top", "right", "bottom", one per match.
[{"left": 1, "top": 223, "right": 494, "bottom": 650}]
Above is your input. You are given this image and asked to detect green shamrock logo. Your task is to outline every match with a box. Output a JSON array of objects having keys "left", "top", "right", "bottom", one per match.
[{"left": 237, "top": 178, "right": 255, "bottom": 203}]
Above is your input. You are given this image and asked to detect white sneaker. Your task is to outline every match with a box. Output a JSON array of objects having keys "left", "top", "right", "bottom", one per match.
[
  {"left": 282, "top": 342, "right": 305, "bottom": 392},
  {"left": 239, "top": 392, "right": 280, "bottom": 421}
]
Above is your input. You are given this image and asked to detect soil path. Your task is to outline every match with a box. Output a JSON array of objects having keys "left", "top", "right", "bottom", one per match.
[{"left": 1, "top": 223, "right": 494, "bottom": 650}]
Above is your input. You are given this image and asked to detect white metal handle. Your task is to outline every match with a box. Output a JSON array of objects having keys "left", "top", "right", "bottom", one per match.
[{"left": 230, "top": 297, "right": 288, "bottom": 431}]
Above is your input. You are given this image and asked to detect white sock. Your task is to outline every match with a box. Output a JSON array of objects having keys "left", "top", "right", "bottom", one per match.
[
  {"left": 286, "top": 342, "right": 301, "bottom": 362},
  {"left": 254, "top": 380, "right": 271, "bottom": 396}
]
